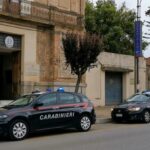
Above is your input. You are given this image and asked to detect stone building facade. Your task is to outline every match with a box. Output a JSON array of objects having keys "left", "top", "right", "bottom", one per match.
[{"left": 0, "top": 0, "right": 85, "bottom": 100}]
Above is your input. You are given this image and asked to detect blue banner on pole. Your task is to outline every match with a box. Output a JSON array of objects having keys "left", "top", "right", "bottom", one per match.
[{"left": 134, "top": 21, "right": 142, "bottom": 57}]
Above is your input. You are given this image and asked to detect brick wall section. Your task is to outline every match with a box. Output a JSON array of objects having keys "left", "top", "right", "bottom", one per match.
[
  {"left": 53, "top": 31, "right": 76, "bottom": 83},
  {"left": 37, "top": 29, "right": 54, "bottom": 82},
  {"left": 34, "top": 0, "right": 85, "bottom": 15},
  {"left": 2, "top": 0, "right": 9, "bottom": 12},
  {"left": 52, "top": 28, "right": 86, "bottom": 84},
  {"left": 36, "top": 28, "right": 84, "bottom": 84},
  {"left": 35, "top": 0, "right": 48, "bottom": 5},
  {"left": 146, "top": 58, "right": 150, "bottom": 66},
  {"left": 2, "top": 0, "right": 19, "bottom": 14},
  {"left": 31, "top": 4, "right": 49, "bottom": 20},
  {"left": 146, "top": 58, "right": 150, "bottom": 89},
  {"left": 9, "top": 1, "right": 20, "bottom": 15}
]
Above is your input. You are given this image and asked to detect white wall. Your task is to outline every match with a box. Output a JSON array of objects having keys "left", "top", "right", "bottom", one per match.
[{"left": 86, "top": 52, "right": 146, "bottom": 106}]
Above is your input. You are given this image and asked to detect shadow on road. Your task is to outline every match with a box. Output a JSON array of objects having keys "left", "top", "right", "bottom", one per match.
[
  {"left": 0, "top": 136, "right": 10, "bottom": 142},
  {"left": 112, "top": 120, "right": 147, "bottom": 125},
  {"left": 0, "top": 128, "right": 86, "bottom": 142}
]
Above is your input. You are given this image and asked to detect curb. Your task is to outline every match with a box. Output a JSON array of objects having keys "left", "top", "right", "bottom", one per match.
[{"left": 96, "top": 117, "right": 112, "bottom": 124}]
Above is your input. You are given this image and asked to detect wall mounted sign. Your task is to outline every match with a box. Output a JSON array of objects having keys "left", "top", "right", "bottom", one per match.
[
  {"left": 5, "top": 36, "right": 14, "bottom": 48},
  {"left": 0, "top": 33, "right": 21, "bottom": 50}
]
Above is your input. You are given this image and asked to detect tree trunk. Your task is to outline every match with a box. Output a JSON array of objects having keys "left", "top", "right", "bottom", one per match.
[{"left": 75, "top": 74, "right": 82, "bottom": 93}]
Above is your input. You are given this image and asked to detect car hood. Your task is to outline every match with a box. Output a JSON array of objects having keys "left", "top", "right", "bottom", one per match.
[
  {"left": 116, "top": 101, "right": 146, "bottom": 109},
  {"left": 0, "top": 107, "right": 8, "bottom": 113},
  {"left": 0, "top": 107, "right": 10, "bottom": 114},
  {"left": 0, "top": 105, "right": 27, "bottom": 114}
]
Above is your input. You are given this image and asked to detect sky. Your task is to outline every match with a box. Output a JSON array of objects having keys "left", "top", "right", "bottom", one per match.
[{"left": 91, "top": 0, "right": 150, "bottom": 58}]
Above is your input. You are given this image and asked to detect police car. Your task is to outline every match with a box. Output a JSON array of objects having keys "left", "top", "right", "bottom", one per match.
[
  {"left": 0, "top": 90, "right": 96, "bottom": 140},
  {"left": 111, "top": 92, "right": 150, "bottom": 123}
]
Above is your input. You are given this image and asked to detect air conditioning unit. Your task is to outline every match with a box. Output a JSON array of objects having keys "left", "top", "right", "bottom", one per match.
[{"left": 20, "top": 1, "right": 31, "bottom": 15}]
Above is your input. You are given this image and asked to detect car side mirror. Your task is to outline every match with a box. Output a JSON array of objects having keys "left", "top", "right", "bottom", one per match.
[{"left": 33, "top": 102, "right": 43, "bottom": 108}]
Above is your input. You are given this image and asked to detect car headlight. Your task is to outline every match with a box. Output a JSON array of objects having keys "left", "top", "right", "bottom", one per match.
[
  {"left": 128, "top": 107, "right": 141, "bottom": 112},
  {"left": 111, "top": 108, "right": 114, "bottom": 111},
  {"left": 0, "top": 115, "right": 8, "bottom": 119}
]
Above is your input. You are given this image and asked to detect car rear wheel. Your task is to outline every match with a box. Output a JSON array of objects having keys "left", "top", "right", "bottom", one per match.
[
  {"left": 77, "top": 115, "right": 91, "bottom": 131},
  {"left": 143, "top": 111, "right": 150, "bottom": 123},
  {"left": 9, "top": 120, "right": 29, "bottom": 140}
]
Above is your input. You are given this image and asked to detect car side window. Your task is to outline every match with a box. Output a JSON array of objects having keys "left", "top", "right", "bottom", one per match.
[
  {"left": 81, "top": 95, "right": 89, "bottom": 102},
  {"left": 38, "top": 93, "right": 57, "bottom": 106},
  {"left": 74, "top": 95, "right": 81, "bottom": 103},
  {"left": 59, "top": 93, "right": 75, "bottom": 104}
]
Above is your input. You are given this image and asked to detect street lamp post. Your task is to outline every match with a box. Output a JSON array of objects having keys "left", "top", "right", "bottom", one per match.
[
  {"left": 137, "top": 0, "right": 141, "bottom": 21},
  {"left": 134, "top": 0, "right": 142, "bottom": 93}
]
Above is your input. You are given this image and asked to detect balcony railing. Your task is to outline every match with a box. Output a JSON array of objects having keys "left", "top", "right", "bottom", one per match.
[{"left": 0, "top": 0, "right": 84, "bottom": 27}]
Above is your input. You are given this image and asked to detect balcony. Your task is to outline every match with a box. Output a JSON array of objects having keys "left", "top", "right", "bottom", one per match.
[{"left": 0, "top": 0, "right": 84, "bottom": 28}]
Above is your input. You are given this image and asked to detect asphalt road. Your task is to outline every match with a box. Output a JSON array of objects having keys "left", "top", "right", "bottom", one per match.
[{"left": 1, "top": 123, "right": 150, "bottom": 150}]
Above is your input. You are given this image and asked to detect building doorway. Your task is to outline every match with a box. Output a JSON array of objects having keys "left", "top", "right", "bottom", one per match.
[
  {"left": 0, "top": 51, "right": 21, "bottom": 100},
  {"left": 105, "top": 72, "right": 122, "bottom": 105}
]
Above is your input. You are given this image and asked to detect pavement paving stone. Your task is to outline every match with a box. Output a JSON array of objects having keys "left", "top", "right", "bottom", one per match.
[{"left": 95, "top": 106, "right": 113, "bottom": 124}]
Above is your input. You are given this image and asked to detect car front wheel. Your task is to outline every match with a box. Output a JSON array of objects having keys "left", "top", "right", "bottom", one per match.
[
  {"left": 9, "top": 119, "right": 29, "bottom": 140},
  {"left": 143, "top": 111, "right": 150, "bottom": 123},
  {"left": 77, "top": 115, "right": 91, "bottom": 131}
]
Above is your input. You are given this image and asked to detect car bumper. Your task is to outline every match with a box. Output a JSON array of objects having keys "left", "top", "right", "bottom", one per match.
[
  {"left": 0, "top": 124, "right": 8, "bottom": 136},
  {"left": 91, "top": 109, "right": 96, "bottom": 124},
  {"left": 111, "top": 111, "right": 143, "bottom": 121},
  {"left": 0, "top": 121, "right": 9, "bottom": 136},
  {"left": 91, "top": 114, "right": 96, "bottom": 124}
]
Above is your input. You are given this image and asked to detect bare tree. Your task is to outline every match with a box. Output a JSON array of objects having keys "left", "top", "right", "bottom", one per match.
[{"left": 62, "top": 32, "right": 103, "bottom": 93}]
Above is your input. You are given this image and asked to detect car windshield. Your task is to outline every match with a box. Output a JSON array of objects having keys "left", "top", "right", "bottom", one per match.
[
  {"left": 127, "top": 94, "right": 150, "bottom": 102},
  {"left": 7, "top": 94, "right": 39, "bottom": 106}
]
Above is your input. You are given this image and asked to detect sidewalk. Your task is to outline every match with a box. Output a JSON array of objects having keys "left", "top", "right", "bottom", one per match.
[{"left": 95, "top": 106, "right": 112, "bottom": 124}]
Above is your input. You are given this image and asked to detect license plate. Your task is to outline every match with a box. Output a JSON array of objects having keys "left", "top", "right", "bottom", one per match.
[{"left": 116, "top": 114, "right": 123, "bottom": 117}]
